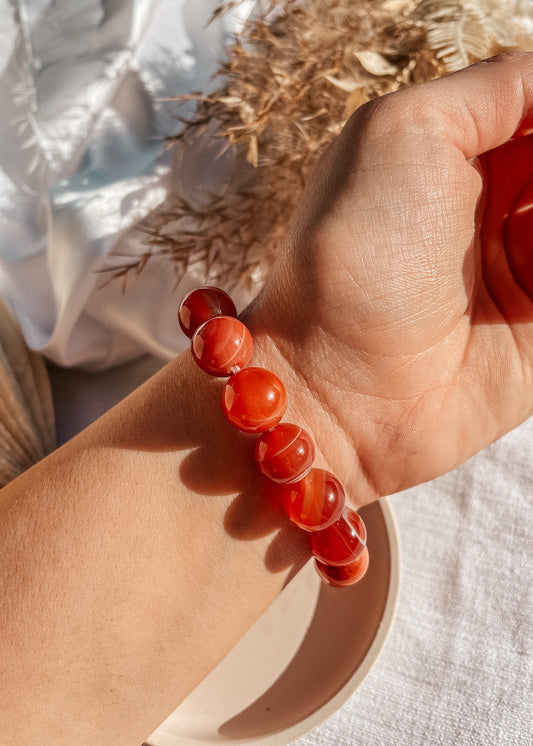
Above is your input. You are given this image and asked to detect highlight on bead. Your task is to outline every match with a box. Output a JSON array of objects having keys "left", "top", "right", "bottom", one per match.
[
  {"left": 179, "top": 286, "right": 237, "bottom": 338},
  {"left": 310, "top": 508, "right": 367, "bottom": 566},
  {"left": 191, "top": 316, "right": 253, "bottom": 376},
  {"left": 179, "top": 286, "right": 370, "bottom": 588},
  {"left": 280, "top": 468, "right": 345, "bottom": 531},
  {"left": 254, "top": 423, "right": 315, "bottom": 484},
  {"left": 222, "top": 367, "right": 287, "bottom": 433}
]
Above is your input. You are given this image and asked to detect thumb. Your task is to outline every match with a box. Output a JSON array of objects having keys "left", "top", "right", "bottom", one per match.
[
  {"left": 352, "top": 53, "right": 533, "bottom": 162},
  {"left": 403, "top": 52, "right": 533, "bottom": 158}
]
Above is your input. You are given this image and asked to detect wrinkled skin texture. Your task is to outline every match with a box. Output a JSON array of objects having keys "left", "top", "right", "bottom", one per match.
[{"left": 245, "top": 54, "right": 533, "bottom": 505}]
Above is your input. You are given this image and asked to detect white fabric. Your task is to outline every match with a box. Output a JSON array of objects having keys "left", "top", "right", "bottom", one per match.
[
  {"left": 0, "top": 0, "right": 249, "bottom": 369},
  {"left": 293, "top": 423, "right": 533, "bottom": 746}
]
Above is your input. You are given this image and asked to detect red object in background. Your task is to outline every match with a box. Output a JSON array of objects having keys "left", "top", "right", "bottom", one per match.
[
  {"left": 179, "top": 286, "right": 237, "bottom": 338},
  {"left": 503, "top": 140, "right": 533, "bottom": 300},
  {"left": 478, "top": 131, "right": 533, "bottom": 323}
]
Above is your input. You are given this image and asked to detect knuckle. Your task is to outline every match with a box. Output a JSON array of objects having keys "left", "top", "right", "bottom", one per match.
[{"left": 342, "top": 85, "right": 439, "bottom": 150}]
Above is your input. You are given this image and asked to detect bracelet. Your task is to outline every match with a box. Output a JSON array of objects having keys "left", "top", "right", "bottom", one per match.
[{"left": 178, "top": 286, "right": 369, "bottom": 588}]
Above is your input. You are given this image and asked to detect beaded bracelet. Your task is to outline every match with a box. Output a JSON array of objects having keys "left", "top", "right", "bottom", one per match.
[{"left": 178, "top": 286, "right": 369, "bottom": 588}]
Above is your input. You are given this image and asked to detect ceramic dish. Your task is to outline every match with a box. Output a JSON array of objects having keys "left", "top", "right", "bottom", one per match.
[{"left": 145, "top": 498, "right": 400, "bottom": 746}]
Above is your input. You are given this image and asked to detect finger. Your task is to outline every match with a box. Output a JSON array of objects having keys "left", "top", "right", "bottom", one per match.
[{"left": 368, "top": 52, "right": 533, "bottom": 160}]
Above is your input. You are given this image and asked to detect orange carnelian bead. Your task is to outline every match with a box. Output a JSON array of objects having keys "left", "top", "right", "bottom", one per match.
[
  {"left": 315, "top": 547, "right": 369, "bottom": 587},
  {"left": 222, "top": 367, "right": 286, "bottom": 433},
  {"left": 311, "top": 508, "right": 367, "bottom": 566},
  {"left": 254, "top": 423, "right": 315, "bottom": 484},
  {"left": 191, "top": 316, "right": 253, "bottom": 377},
  {"left": 179, "top": 286, "right": 237, "bottom": 338},
  {"left": 280, "top": 468, "right": 345, "bottom": 531}
]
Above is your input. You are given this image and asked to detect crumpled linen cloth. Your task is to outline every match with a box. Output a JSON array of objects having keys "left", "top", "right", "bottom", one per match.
[{"left": 0, "top": 0, "right": 249, "bottom": 369}]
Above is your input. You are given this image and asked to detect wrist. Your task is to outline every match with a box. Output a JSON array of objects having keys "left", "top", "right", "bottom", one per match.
[
  {"left": 179, "top": 285, "right": 371, "bottom": 584},
  {"left": 89, "top": 349, "right": 310, "bottom": 575},
  {"left": 241, "top": 304, "right": 380, "bottom": 509}
]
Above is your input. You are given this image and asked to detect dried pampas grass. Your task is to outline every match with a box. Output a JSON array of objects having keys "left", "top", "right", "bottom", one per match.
[
  {"left": 109, "top": 0, "right": 533, "bottom": 293},
  {"left": 0, "top": 298, "right": 56, "bottom": 487}
]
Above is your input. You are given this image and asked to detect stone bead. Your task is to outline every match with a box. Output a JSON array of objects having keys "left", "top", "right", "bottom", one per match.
[
  {"left": 503, "top": 154, "right": 533, "bottom": 301},
  {"left": 315, "top": 547, "right": 369, "bottom": 587},
  {"left": 222, "top": 367, "right": 287, "bottom": 433},
  {"left": 191, "top": 316, "right": 253, "bottom": 377},
  {"left": 280, "top": 468, "right": 345, "bottom": 531},
  {"left": 311, "top": 508, "right": 367, "bottom": 566},
  {"left": 179, "top": 286, "right": 237, "bottom": 338},
  {"left": 254, "top": 423, "right": 315, "bottom": 484}
]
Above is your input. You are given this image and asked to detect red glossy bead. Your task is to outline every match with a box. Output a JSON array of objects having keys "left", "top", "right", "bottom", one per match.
[
  {"left": 315, "top": 547, "right": 369, "bottom": 587},
  {"left": 280, "top": 468, "right": 345, "bottom": 531},
  {"left": 191, "top": 316, "right": 253, "bottom": 376},
  {"left": 222, "top": 367, "right": 287, "bottom": 433},
  {"left": 254, "top": 423, "right": 315, "bottom": 484},
  {"left": 311, "top": 508, "right": 367, "bottom": 566},
  {"left": 179, "top": 286, "right": 237, "bottom": 338}
]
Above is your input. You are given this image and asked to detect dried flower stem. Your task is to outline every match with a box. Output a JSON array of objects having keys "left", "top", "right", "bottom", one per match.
[{"left": 107, "top": 0, "right": 528, "bottom": 293}]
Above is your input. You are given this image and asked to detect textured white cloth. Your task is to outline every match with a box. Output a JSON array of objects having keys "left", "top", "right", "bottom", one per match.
[{"left": 292, "top": 422, "right": 533, "bottom": 746}]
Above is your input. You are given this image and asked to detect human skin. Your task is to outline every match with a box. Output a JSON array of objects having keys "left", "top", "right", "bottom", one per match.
[
  {"left": 1, "top": 53, "right": 533, "bottom": 745},
  {"left": 245, "top": 52, "right": 533, "bottom": 504}
]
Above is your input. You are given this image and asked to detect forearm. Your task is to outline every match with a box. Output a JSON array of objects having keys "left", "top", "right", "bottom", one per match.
[{"left": 0, "top": 347, "right": 309, "bottom": 745}]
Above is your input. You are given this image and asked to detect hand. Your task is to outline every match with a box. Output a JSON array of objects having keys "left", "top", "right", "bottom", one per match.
[{"left": 245, "top": 53, "right": 533, "bottom": 504}]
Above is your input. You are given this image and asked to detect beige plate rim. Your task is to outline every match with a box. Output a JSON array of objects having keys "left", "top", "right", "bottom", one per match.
[
  {"left": 146, "top": 498, "right": 400, "bottom": 746},
  {"left": 247, "top": 497, "right": 400, "bottom": 746}
]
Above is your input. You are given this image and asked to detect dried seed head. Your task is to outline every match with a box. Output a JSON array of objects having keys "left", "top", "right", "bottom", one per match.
[{"left": 106, "top": 0, "right": 531, "bottom": 294}]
